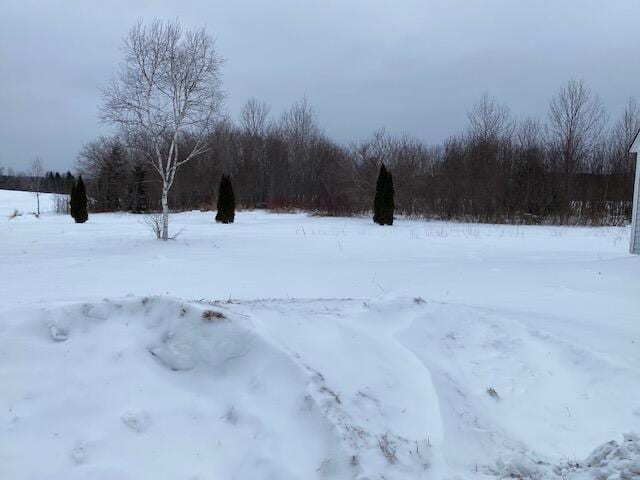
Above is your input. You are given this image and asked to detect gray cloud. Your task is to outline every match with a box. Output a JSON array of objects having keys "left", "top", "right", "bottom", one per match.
[{"left": 1, "top": 0, "right": 639, "bottom": 170}]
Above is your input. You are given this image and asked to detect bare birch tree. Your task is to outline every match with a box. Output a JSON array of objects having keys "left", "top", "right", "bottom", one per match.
[
  {"left": 101, "top": 19, "right": 224, "bottom": 239},
  {"left": 29, "top": 157, "right": 44, "bottom": 216}
]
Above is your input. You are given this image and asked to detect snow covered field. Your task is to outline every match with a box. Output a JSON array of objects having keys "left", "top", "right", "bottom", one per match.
[{"left": 1, "top": 189, "right": 640, "bottom": 479}]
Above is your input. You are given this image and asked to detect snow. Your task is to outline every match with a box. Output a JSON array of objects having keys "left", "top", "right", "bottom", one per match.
[
  {"left": 495, "top": 433, "right": 640, "bottom": 479},
  {"left": 1, "top": 189, "right": 639, "bottom": 479}
]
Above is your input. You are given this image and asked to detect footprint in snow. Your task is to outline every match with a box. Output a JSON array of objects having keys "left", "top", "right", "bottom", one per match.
[
  {"left": 70, "top": 441, "right": 88, "bottom": 465},
  {"left": 121, "top": 411, "right": 151, "bottom": 433},
  {"left": 49, "top": 325, "right": 68, "bottom": 342}
]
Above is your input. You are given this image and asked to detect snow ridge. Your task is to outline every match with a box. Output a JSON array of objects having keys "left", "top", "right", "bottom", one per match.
[
  {"left": 1, "top": 295, "right": 639, "bottom": 479},
  {"left": 496, "top": 433, "right": 640, "bottom": 479}
]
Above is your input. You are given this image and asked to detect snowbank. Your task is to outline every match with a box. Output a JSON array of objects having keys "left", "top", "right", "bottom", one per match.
[
  {"left": 496, "top": 433, "right": 640, "bottom": 479},
  {"left": 1, "top": 297, "right": 357, "bottom": 479},
  {"left": 2, "top": 295, "right": 638, "bottom": 479},
  {"left": 0, "top": 297, "right": 445, "bottom": 479}
]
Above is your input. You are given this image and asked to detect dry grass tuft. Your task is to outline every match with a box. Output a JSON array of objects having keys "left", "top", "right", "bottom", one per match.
[{"left": 202, "top": 310, "right": 226, "bottom": 321}]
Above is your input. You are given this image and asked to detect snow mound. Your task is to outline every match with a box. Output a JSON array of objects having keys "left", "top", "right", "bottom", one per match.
[
  {"left": 0, "top": 296, "right": 446, "bottom": 479},
  {"left": 0, "top": 297, "right": 355, "bottom": 480},
  {"left": 239, "top": 296, "right": 448, "bottom": 479},
  {"left": 2, "top": 294, "right": 637, "bottom": 479},
  {"left": 495, "top": 434, "right": 640, "bottom": 479}
]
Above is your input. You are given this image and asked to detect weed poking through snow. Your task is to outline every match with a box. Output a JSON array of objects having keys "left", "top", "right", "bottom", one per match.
[{"left": 202, "top": 310, "right": 226, "bottom": 322}]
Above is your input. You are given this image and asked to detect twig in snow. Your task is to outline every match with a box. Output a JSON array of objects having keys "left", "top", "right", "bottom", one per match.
[
  {"left": 319, "top": 386, "right": 341, "bottom": 404},
  {"left": 486, "top": 387, "right": 500, "bottom": 400},
  {"left": 315, "top": 458, "right": 330, "bottom": 471},
  {"left": 377, "top": 433, "right": 398, "bottom": 464}
]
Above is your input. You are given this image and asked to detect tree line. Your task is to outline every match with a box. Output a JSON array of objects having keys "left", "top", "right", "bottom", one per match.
[
  {"left": 76, "top": 83, "right": 638, "bottom": 225},
  {"left": 3, "top": 19, "right": 638, "bottom": 229},
  {"left": 0, "top": 168, "right": 75, "bottom": 194}
]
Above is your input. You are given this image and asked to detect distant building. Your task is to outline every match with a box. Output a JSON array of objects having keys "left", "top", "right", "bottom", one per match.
[{"left": 630, "top": 128, "right": 640, "bottom": 254}]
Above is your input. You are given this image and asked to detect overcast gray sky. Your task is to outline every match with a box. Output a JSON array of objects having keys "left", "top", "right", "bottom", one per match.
[{"left": 1, "top": 0, "right": 639, "bottom": 171}]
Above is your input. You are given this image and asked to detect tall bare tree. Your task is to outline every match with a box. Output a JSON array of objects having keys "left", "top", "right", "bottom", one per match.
[
  {"left": 465, "top": 92, "right": 514, "bottom": 219},
  {"left": 29, "top": 157, "right": 44, "bottom": 216},
  {"left": 279, "top": 97, "right": 321, "bottom": 199},
  {"left": 101, "top": 19, "right": 224, "bottom": 239},
  {"left": 467, "top": 91, "right": 514, "bottom": 143},
  {"left": 240, "top": 98, "right": 271, "bottom": 136},
  {"left": 611, "top": 97, "right": 640, "bottom": 172},
  {"left": 280, "top": 97, "right": 320, "bottom": 146},
  {"left": 547, "top": 79, "right": 606, "bottom": 217}
]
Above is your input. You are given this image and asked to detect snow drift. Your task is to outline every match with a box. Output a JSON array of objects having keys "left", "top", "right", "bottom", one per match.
[
  {"left": 1, "top": 297, "right": 355, "bottom": 479},
  {"left": 496, "top": 433, "right": 640, "bottom": 479},
  {"left": 0, "top": 296, "right": 445, "bottom": 480},
  {"left": 2, "top": 295, "right": 639, "bottom": 479}
]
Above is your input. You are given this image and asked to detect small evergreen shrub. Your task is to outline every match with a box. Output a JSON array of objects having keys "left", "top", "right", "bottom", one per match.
[
  {"left": 70, "top": 175, "right": 88, "bottom": 223},
  {"left": 373, "top": 164, "right": 394, "bottom": 225},
  {"left": 215, "top": 175, "right": 235, "bottom": 224}
]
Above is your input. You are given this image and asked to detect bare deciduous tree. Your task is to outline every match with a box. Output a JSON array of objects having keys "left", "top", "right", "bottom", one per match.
[
  {"left": 611, "top": 97, "right": 640, "bottom": 172},
  {"left": 467, "top": 91, "right": 514, "bottom": 143},
  {"left": 29, "top": 157, "right": 44, "bottom": 216},
  {"left": 465, "top": 93, "right": 515, "bottom": 219},
  {"left": 240, "top": 98, "right": 271, "bottom": 136},
  {"left": 280, "top": 97, "right": 320, "bottom": 146},
  {"left": 52, "top": 193, "right": 70, "bottom": 215},
  {"left": 77, "top": 137, "right": 131, "bottom": 212},
  {"left": 548, "top": 79, "right": 606, "bottom": 216},
  {"left": 101, "top": 19, "right": 224, "bottom": 239},
  {"left": 279, "top": 97, "right": 322, "bottom": 198},
  {"left": 516, "top": 117, "right": 544, "bottom": 150},
  {"left": 548, "top": 79, "right": 606, "bottom": 161}
]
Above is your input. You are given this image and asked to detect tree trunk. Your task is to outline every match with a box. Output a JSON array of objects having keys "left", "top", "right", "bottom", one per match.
[{"left": 161, "top": 185, "right": 169, "bottom": 240}]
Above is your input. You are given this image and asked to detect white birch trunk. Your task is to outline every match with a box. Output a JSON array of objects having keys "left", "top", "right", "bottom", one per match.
[{"left": 161, "top": 184, "right": 169, "bottom": 240}]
